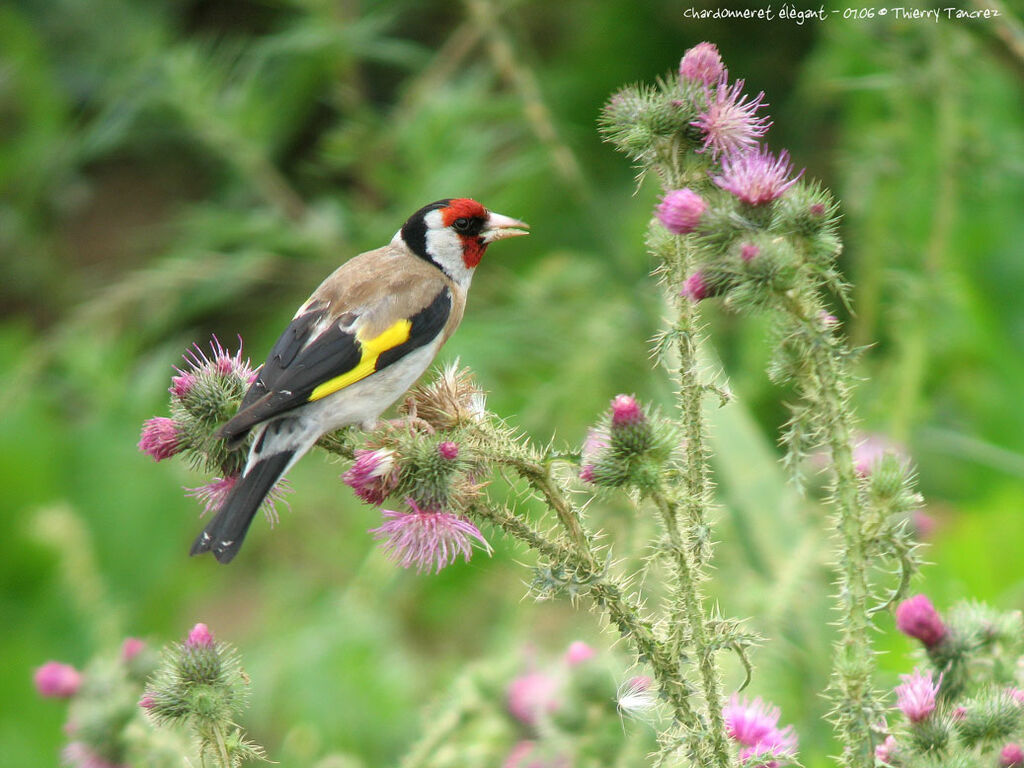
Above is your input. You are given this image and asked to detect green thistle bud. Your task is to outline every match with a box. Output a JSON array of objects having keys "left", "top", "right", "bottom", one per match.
[{"left": 956, "top": 690, "right": 1023, "bottom": 748}]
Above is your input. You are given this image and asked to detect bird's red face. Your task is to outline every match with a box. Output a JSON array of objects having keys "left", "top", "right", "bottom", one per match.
[{"left": 401, "top": 198, "right": 529, "bottom": 281}]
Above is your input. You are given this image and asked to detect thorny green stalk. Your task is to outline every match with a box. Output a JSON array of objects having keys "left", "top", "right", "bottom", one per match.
[
  {"left": 476, "top": 443, "right": 706, "bottom": 739},
  {"left": 650, "top": 487, "right": 731, "bottom": 768},
  {"left": 647, "top": 137, "right": 731, "bottom": 768},
  {"left": 786, "top": 294, "right": 877, "bottom": 768}
]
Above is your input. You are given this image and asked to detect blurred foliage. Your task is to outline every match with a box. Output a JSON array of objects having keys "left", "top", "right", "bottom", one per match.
[{"left": 2, "top": 1, "right": 1022, "bottom": 766}]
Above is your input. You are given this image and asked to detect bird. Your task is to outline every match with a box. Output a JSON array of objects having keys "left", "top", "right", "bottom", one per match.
[{"left": 190, "top": 198, "right": 528, "bottom": 564}]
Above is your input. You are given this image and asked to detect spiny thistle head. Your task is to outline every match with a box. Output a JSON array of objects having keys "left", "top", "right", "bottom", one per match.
[
  {"left": 656, "top": 188, "right": 706, "bottom": 235},
  {"left": 895, "top": 669, "right": 940, "bottom": 723},
  {"left": 713, "top": 145, "right": 803, "bottom": 206},
  {"left": 142, "top": 623, "right": 248, "bottom": 729},
  {"left": 896, "top": 595, "right": 948, "bottom": 649},
  {"left": 581, "top": 395, "right": 676, "bottom": 490},
  {"left": 692, "top": 74, "right": 771, "bottom": 158},
  {"left": 679, "top": 42, "right": 724, "bottom": 85},
  {"left": 399, "top": 361, "right": 487, "bottom": 431},
  {"left": 723, "top": 695, "right": 799, "bottom": 766},
  {"left": 369, "top": 498, "right": 491, "bottom": 574},
  {"left": 138, "top": 418, "right": 183, "bottom": 462},
  {"left": 155, "top": 335, "right": 256, "bottom": 476},
  {"left": 390, "top": 435, "right": 480, "bottom": 512},
  {"left": 956, "top": 690, "right": 1024, "bottom": 748},
  {"left": 343, "top": 448, "right": 400, "bottom": 505}
]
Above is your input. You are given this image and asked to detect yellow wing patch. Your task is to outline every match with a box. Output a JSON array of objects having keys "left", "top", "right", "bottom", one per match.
[{"left": 307, "top": 320, "right": 413, "bottom": 402}]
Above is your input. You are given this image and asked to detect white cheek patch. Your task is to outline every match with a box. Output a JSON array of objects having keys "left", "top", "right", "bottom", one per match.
[{"left": 423, "top": 210, "right": 475, "bottom": 286}]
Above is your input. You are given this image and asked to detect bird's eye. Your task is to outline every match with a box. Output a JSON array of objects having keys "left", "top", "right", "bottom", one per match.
[{"left": 453, "top": 217, "right": 471, "bottom": 231}]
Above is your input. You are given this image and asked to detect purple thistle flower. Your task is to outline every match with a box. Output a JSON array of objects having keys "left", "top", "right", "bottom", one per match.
[
  {"left": 507, "top": 671, "right": 560, "bottom": 725},
  {"left": 713, "top": 145, "right": 803, "bottom": 206},
  {"left": 895, "top": 668, "right": 940, "bottom": 723},
  {"left": 187, "top": 622, "right": 214, "bottom": 647},
  {"left": 679, "top": 42, "right": 724, "bottom": 85},
  {"left": 895, "top": 594, "right": 947, "bottom": 648},
  {"left": 138, "top": 417, "right": 183, "bottom": 461},
  {"left": 681, "top": 271, "right": 710, "bottom": 302},
  {"left": 876, "top": 735, "right": 897, "bottom": 763},
  {"left": 692, "top": 75, "right": 771, "bottom": 158},
  {"left": 852, "top": 433, "right": 905, "bottom": 476},
  {"left": 723, "top": 695, "right": 783, "bottom": 747},
  {"left": 610, "top": 394, "right": 644, "bottom": 426},
  {"left": 185, "top": 475, "right": 237, "bottom": 517},
  {"left": 741, "top": 242, "right": 760, "bottom": 262},
  {"left": 343, "top": 448, "right": 400, "bottom": 505},
  {"left": 724, "top": 695, "right": 798, "bottom": 766},
  {"left": 185, "top": 474, "right": 289, "bottom": 524},
  {"left": 370, "top": 499, "right": 491, "bottom": 574},
  {"left": 564, "top": 641, "right": 596, "bottom": 666},
  {"left": 181, "top": 334, "right": 256, "bottom": 383},
  {"left": 1008, "top": 688, "right": 1024, "bottom": 705},
  {"left": 1002, "top": 744, "right": 1024, "bottom": 767},
  {"left": 656, "top": 188, "right": 706, "bottom": 234},
  {"left": 139, "top": 693, "right": 155, "bottom": 710},
  {"left": 438, "top": 441, "right": 459, "bottom": 460},
  {"left": 62, "top": 742, "right": 127, "bottom": 768},
  {"left": 34, "top": 661, "right": 81, "bottom": 698},
  {"left": 168, "top": 371, "right": 195, "bottom": 399}
]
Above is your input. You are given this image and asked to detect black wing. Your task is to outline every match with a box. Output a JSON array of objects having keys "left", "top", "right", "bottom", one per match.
[{"left": 218, "top": 288, "right": 451, "bottom": 445}]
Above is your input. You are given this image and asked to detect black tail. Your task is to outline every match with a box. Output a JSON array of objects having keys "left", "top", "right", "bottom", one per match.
[{"left": 189, "top": 451, "right": 294, "bottom": 564}]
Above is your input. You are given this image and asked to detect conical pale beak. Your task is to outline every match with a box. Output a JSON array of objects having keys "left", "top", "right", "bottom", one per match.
[{"left": 482, "top": 211, "right": 530, "bottom": 243}]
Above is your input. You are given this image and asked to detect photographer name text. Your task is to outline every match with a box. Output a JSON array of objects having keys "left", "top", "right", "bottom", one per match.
[{"left": 683, "top": 5, "right": 1001, "bottom": 25}]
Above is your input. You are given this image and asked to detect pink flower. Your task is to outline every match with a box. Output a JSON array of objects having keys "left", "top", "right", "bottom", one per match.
[
  {"left": 564, "top": 641, "right": 596, "bottom": 666},
  {"left": 120, "top": 637, "right": 145, "bottom": 662},
  {"left": 370, "top": 499, "right": 491, "bottom": 574},
  {"left": 62, "top": 742, "right": 127, "bottom": 768},
  {"left": 692, "top": 75, "right": 771, "bottom": 158},
  {"left": 656, "top": 188, "right": 706, "bottom": 234},
  {"left": 681, "top": 271, "right": 710, "bottom": 301},
  {"left": 1008, "top": 688, "right": 1024, "bottom": 705},
  {"left": 186, "top": 622, "right": 214, "bottom": 647},
  {"left": 610, "top": 394, "right": 644, "bottom": 426},
  {"left": 169, "top": 371, "right": 195, "bottom": 400},
  {"left": 181, "top": 334, "right": 256, "bottom": 383},
  {"left": 343, "top": 449, "right": 399, "bottom": 505},
  {"left": 679, "top": 42, "right": 724, "bottom": 85},
  {"left": 139, "top": 693, "right": 155, "bottom": 709},
  {"left": 895, "top": 595, "right": 947, "bottom": 648},
  {"left": 895, "top": 668, "right": 940, "bottom": 723},
  {"left": 185, "top": 475, "right": 237, "bottom": 516},
  {"left": 876, "top": 735, "right": 897, "bottom": 763},
  {"left": 507, "top": 671, "right": 560, "bottom": 725},
  {"left": 138, "top": 417, "right": 183, "bottom": 461},
  {"left": 185, "top": 474, "right": 289, "bottom": 525},
  {"left": 723, "top": 695, "right": 798, "bottom": 766},
  {"left": 34, "top": 661, "right": 81, "bottom": 698},
  {"left": 724, "top": 695, "right": 784, "bottom": 746},
  {"left": 741, "top": 242, "right": 760, "bottom": 262},
  {"left": 713, "top": 145, "right": 802, "bottom": 206},
  {"left": 1002, "top": 743, "right": 1024, "bottom": 767},
  {"left": 438, "top": 441, "right": 459, "bottom": 460}
]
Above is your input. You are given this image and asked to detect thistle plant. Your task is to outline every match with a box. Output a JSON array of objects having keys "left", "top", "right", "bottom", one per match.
[
  {"left": 878, "top": 595, "right": 1024, "bottom": 767},
  {"left": 34, "top": 627, "right": 262, "bottom": 768},
  {"left": 135, "top": 42, "right": 942, "bottom": 768}
]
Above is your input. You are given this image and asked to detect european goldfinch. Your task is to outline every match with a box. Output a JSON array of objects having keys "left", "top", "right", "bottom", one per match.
[{"left": 190, "top": 198, "right": 528, "bottom": 563}]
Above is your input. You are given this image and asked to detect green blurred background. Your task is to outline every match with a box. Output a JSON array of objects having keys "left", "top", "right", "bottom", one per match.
[{"left": 3, "top": 0, "right": 1023, "bottom": 764}]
